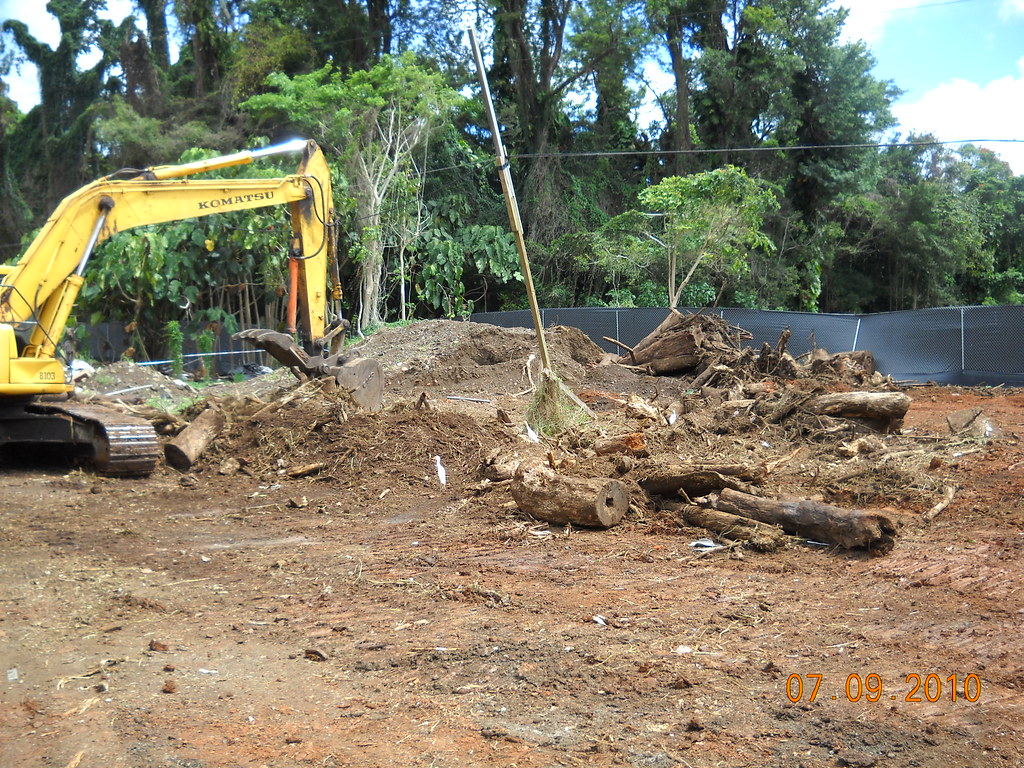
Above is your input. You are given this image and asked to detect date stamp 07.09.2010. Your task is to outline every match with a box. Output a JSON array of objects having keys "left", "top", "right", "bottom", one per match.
[{"left": 786, "top": 673, "right": 982, "bottom": 704}]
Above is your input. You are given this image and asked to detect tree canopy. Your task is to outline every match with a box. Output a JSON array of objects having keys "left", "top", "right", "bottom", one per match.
[{"left": 1, "top": 0, "right": 1021, "bottom": 355}]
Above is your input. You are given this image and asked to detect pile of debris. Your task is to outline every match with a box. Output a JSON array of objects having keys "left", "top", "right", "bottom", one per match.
[
  {"left": 475, "top": 312, "right": 947, "bottom": 557},
  {"left": 610, "top": 309, "right": 882, "bottom": 387},
  {"left": 132, "top": 315, "right": 990, "bottom": 559}
]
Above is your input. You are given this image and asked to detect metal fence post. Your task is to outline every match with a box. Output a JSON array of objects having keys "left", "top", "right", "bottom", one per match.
[
  {"left": 852, "top": 317, "right": 862, "bottom": 352},
  {"left": 961, "top": 307, "right": 966, "bottom": 373}
]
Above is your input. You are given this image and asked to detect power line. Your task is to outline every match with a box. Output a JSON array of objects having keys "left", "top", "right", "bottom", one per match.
[
  {"left": 511, "top": 138, "right": 1023, "bottom": 161},
  {"left": 881, "top": 0, "right": 988, "bottom": 12}
]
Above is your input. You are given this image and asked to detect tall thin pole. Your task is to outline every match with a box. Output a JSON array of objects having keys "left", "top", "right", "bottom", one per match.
[{"left": 468, "top": 27, "right": 552, "bottom": 373}]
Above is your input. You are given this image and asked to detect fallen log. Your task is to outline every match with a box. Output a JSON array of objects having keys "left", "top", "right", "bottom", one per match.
[
  {"left": 804, "top": 391, "right": 911, "bottom": 433},
  {"left": 715, "top": 488, "right": 897, "bottom": 554},
  {"left": 594, "top": 432, "right": 649, "bottom": 457},
  {"left": 164, "top": 407, "right": 225, "bottom": 470},
  {"left": 661, "top": 500, "right": 785, "bottom": 552},
  {"left": 639, "top": 464, "right": 764, "bottom": 498},
  {"left": 511, "top": 461, "right": 628, "bottom": 528}
]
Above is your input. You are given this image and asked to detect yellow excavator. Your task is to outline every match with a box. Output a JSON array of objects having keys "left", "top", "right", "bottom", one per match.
[{"left": 0, "top": 139, "right": 382, "bottom": 476}]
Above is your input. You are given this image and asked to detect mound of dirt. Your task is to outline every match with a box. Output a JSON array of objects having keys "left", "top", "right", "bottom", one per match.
[
  {"left": 351, "top": 321, "right": 603, "bottom": 389},
  {"left": 209, "top": 393, "right": 515, "bottom": 494},
  {"left": 77, "top": 360, "right": 197, "bottom": 403}
]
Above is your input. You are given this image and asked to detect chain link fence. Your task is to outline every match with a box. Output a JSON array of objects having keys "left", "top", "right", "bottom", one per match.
[{"left": 472, "top": 306, "right": 1024, "bottom": 386}]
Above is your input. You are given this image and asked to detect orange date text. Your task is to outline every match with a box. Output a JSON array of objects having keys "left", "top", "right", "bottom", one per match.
[{"left": 785, "top": 673, "right": 982, "bottom": 704}]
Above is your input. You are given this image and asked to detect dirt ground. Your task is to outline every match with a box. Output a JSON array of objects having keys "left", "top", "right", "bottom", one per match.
[{"left": 2, "top": 320, "right": 1023, "bottom": 768}]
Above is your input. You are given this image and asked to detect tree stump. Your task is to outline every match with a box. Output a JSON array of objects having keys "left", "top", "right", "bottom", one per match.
[
  {"left": 164, "top": 407, "right": 225, "bottom": 470},
  {"left": 615, "top": 309, "right": 740, "bottom": 375},
  {"left": 511, "top": 461, "right": 628, "bottom": 528}
]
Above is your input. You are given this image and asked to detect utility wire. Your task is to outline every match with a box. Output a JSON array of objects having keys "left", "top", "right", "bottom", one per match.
[{"left": 511, "top": 138, "right": 1023, "bottom": 161}]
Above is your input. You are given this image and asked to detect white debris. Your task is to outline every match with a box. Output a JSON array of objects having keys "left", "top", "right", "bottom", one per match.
[
  {"left": 689, "top": 538, "right": 724, "bottom": 552},
  {"left": 70, "top": 359, "right": 95, "bottom": 381}
]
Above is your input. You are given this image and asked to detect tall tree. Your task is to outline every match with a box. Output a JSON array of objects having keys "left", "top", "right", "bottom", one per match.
[
  {"left": 1, "top": 0, "right": 128, "bottom": 232},
  {"left": 242, "top": 54, "right": 462, "bottom": 330},
  {"left": 136, "top": 0, "right": 172, "bottom": 70},
  {"left": 173, "top": 0, "right": 232, "bottom": 99}
]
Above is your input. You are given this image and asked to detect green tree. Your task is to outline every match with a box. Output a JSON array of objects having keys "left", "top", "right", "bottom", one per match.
[
  {"left": 1, "top": 1, "right": 129, "bottom": 230},
  {"left": 242, "top": 53, "right": 462, "bottom": 331},
  {"left": 638, "top": 166, "right": 779, "bottom": 306}
]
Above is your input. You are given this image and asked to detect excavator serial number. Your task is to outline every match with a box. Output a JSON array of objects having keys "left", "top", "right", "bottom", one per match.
[{"left": 38, "top": 371, "right": 57, "bottom": 381}]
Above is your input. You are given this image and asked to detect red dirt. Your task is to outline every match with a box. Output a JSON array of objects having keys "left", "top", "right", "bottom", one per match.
[{"left": 2, "top": 322, "right": 1023, "bottom": 768}]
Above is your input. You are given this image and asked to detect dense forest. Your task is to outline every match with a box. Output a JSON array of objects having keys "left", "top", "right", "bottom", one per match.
[{"left": 1, "top": 0, "right": 1023, "bottom": 354}]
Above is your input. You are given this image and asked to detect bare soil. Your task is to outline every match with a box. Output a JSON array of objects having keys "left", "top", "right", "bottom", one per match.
[{"left": 2, "top": 320, "right": 1023, "bottom": 768}]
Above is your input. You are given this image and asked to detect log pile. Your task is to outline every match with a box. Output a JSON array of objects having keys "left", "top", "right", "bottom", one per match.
[
  {"left": 493, "top": 448, "right": 901, "bottom": 554},
  {"left": 491, "top": 310, "right": 912, "bottom": 553},
  {"left": 610, "top": 309, "right": 889, "bottom": 389}
]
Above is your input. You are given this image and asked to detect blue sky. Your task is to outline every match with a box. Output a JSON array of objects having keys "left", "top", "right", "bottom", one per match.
[
  {"left": 838, "top": 0, "right": 1024, "bottom": 172},
  {"left": 2, "top": 0, "right": 1022, "bottom": 173}
]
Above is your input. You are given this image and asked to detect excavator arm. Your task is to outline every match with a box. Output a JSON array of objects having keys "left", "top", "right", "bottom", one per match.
[
  {"left": 1, "top": 140, "right": 335, "bottom": 373},
  {"left": 0, "top": 139, "right": 381, "bottom": 476}
]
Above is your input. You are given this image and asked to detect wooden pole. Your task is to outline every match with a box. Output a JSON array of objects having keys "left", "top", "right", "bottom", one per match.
[{"left": 468, "top": 27, "right": 551, "bottom": 373}]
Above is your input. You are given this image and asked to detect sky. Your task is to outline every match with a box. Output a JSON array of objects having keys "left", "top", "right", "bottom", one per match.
[
  {"left": 838, "top": 0, "right": 1024, "bottom": 173},
  {"left": 1, "top": 0, "right": 1022, "bottom": 173}
]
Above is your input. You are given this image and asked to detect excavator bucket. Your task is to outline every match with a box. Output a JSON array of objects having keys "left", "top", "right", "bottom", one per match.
[
  {"left": 234, "top": 329, "right": 314, "bottom": 371},
  {"left": 233, "top": 328, "right": 384, "bottom": 411},
  {"left": 333, "top": 358, "right": 384, "bottom": 411}
]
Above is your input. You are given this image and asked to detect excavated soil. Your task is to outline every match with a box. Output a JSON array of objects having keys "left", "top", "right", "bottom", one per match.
[{"left": 2, "top": 320, "right": 1024, "bottom": 768}]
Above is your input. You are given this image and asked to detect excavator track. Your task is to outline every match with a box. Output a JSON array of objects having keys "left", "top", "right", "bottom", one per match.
[{"left": 0, "top": 401, "right": 160, "bottom": 476}]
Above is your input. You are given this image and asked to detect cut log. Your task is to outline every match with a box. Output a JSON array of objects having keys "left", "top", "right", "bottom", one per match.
[
  {"left": 661, "top": 501, "right": 785, "bottom": 552},
  {"left": 511, "top": 461, "right": 628, "bottom": 528},
  {"left": 804, "top": 391, "right": 911, "bottom": 433},
  {"left": 594, "top": 432, "right": 649, "bottom": 457},
  {"left": 715, "top": 488, "right": 897, "bottom": 554},
  {"left": 164, "top": 407, "right": 225, "bottom": 470}
]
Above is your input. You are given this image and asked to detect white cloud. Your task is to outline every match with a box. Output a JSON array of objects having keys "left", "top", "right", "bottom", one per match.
[
  {"left": 893, "top": 58, "right": 1024, "bottom": 174},
  {"left": 999, "top": 0, "right": 1024, "bottom": 20},
  {"left": 835, "top": 0, "right": 926, "bottom": 46}
]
